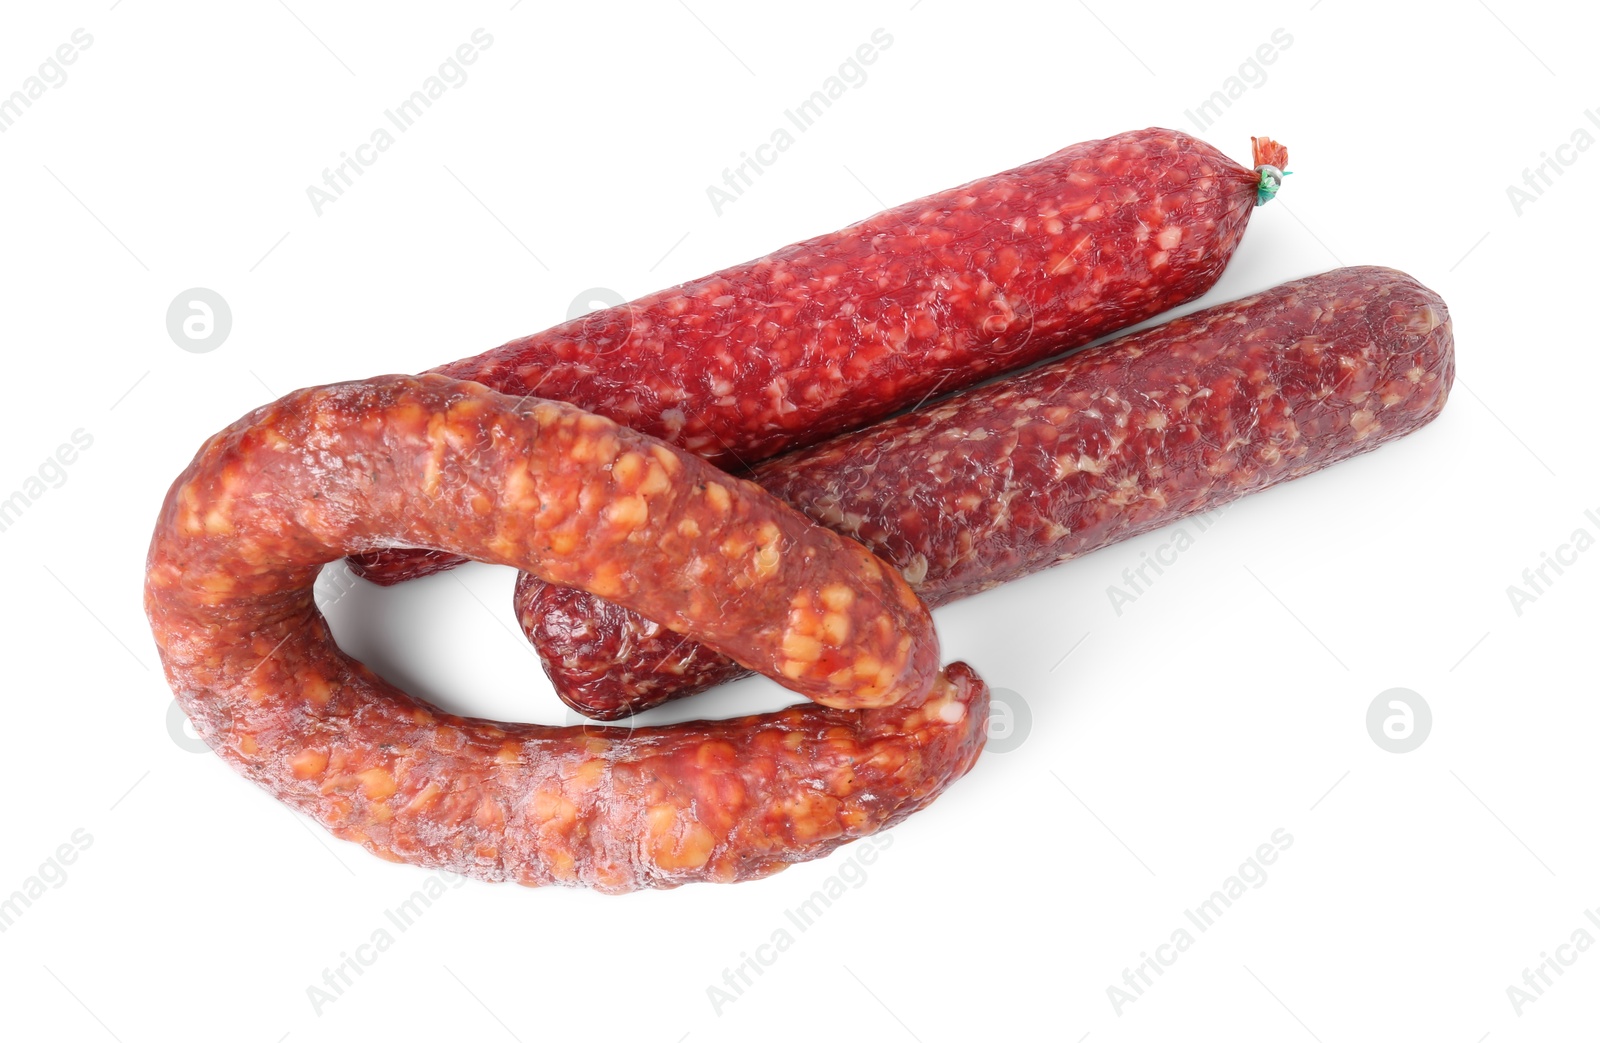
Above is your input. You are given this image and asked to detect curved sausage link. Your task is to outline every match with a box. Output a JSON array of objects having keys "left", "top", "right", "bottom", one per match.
[{"left": 144, "top": 375, "right": 987, "bottom": 892}]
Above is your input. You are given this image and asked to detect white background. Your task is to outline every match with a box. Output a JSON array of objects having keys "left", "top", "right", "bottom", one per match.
[{"left": 1, "top": 1, "right": 1594, "bottom": 1039}]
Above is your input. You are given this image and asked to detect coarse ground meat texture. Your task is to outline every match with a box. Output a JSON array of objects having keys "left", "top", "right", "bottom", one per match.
[
  {"left": 145, "top": 375, "right": 988, "bottom": 892},
  {"left": 525, "top": 266, "right": 1453, "bottom": 719}
]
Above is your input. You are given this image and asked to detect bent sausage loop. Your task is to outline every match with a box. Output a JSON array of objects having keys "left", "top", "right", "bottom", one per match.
[{"left": 145, "top": 375, "right": 987, "bottom": 893}]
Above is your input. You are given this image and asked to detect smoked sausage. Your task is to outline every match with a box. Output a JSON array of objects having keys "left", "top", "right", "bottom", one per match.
[
  {"left": 354, "top": 128, "right": 1289, "bottom": 585},
  {"left": 145, "top": 375, "right": 988, "bottom": 891},
  {"left": 523, "top": 266, "right": 1453, "bottom": 719}
]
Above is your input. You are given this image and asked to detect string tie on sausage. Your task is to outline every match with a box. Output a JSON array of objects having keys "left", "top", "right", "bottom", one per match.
[{"left": 1254, "top": 165, "right": 1288, "bottom": 206}]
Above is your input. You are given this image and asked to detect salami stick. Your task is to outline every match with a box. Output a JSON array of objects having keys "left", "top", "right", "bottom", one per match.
[
  {"left": 523, "top": 267, "right": 1454, "bottom": 720},
  {"left": 355, "top": 128, "right": 1288, "bottom": 585}
]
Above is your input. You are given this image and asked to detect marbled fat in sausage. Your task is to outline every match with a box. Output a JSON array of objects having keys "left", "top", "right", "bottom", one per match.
[
  {"left": 145, "top": 375, "right": 987, "bottom": 892},
  {"left": 525, "top": 267, "right": 1454, "bottom": 719}
]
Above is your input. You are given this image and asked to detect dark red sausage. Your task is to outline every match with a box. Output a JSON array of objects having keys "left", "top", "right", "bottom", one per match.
[
  {"left": 353, "top": 128, "right": 1288, "bottom": 585},
  {"left": 145, "top": 375, "right": 987, "bottom": 892},
  {"left": 524, "top": 267, "right": 1454, "bottom": 720}
]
